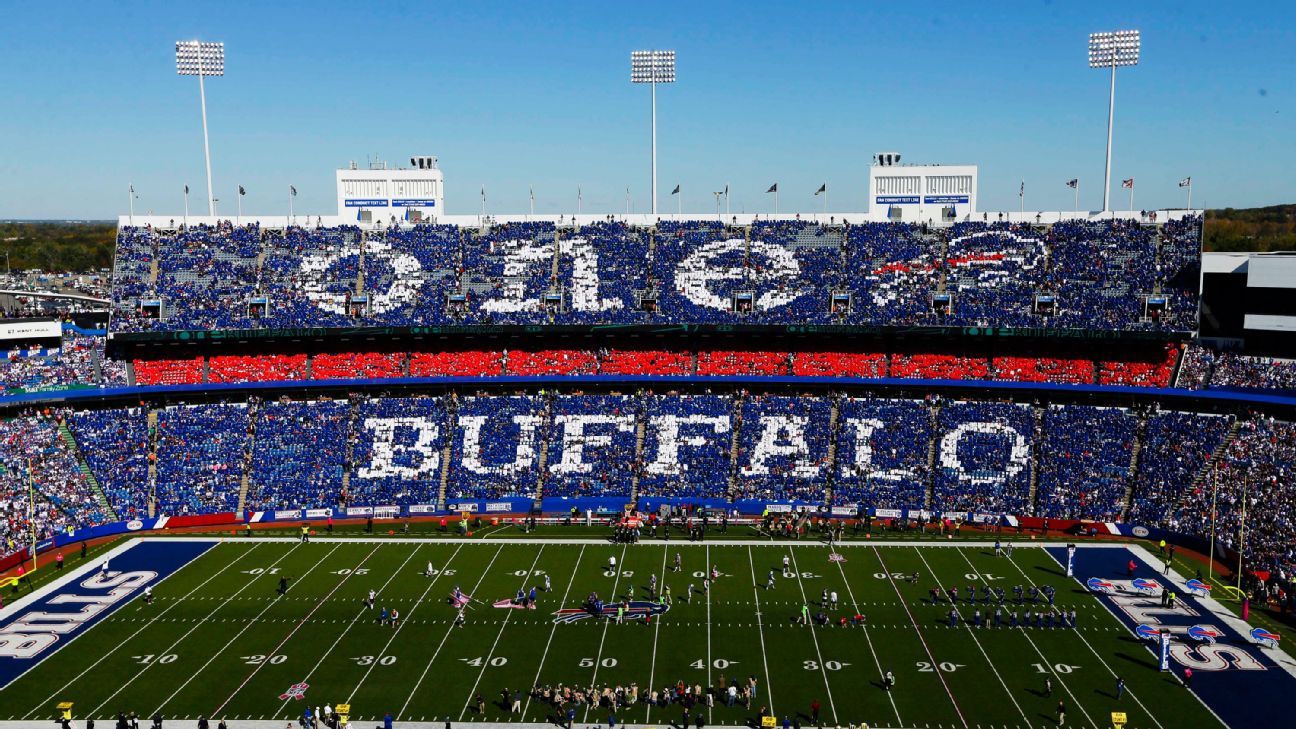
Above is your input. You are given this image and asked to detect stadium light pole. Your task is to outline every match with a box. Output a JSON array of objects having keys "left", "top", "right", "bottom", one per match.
[
  {"left": 176, "top": 40, "right": 225, "bottom": 217},
  {"left": 631, "top": 50, "right": 676, "bottom": 216},
  {"left": 1089, "top": 30, "right": 1139, "bottom": 215}
]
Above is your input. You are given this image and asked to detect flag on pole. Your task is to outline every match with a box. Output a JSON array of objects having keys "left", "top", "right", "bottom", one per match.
[
  {"left": 184, "top": 184, "right": 189, "bottom": 194},
  {"left": 1179, "top": 177, "right": 1192, "bottom": 187},
  {"left": 290, "top": 186, "right": 297, "bottom": 197},
  {"left": 1122, "top": 178, "right": 1135, "bottom": 189},
  {"left": 814, "top": 184, "right": 827, "bottom": 195},
  {"left": 767, "top": 183, "right": 778, "bottom": 193},
  {"left": 1066, "top": 179, "right": 1078, "bottom": 189},
  {"left": 238, "top": 185, "right": 246, "bottom": 196},
  {"left": 671, "top": 185, "right": 680, "bottom": 195},
  {"left": 1019, "top": 181, "right": 1024, "bottom": 197}
]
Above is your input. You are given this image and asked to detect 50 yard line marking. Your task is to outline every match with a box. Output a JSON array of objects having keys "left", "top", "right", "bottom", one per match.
[
  {"left": 272, "top": 544, "right": 426, "bottom": 717},
  {"left": 872, "top": 546, "right": 968, "bottom": 729},
  {"left": 397, "top": 544, "right": 505, "bottom": 721},
  {"left": 911, "top": 547, "right": 1029, "bottom": 726},
  {"left": 829, "top": 547, "right": 901, "bottom": 727},
  {"left": 581, "top": 544, "right": 629, "bottom": 723},
  {"left": 522, "top": 545, "right": 586, "bottom": 719},
  {"left": 22, "top": 543, "right": 266, "bottom": 719},
  {"left": 642, "top": 546, "right": 670, "bottom": 723},
  {"left": 745, "top": 546, "right": 775, "bottom": 716},
  {"left": 458, "top": 545, "right": 548, "bottom": 720},
  {"left": 786, "top": 547, "right": 838, "bottom": 725},
  {"left": 346, "top": 544, "right": 465, "bottom": 704}
]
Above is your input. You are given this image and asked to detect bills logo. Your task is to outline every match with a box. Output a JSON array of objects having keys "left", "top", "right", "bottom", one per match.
[
  {"left": 278, "top": 682, "right": 310, "bottom": 701},
  {"left": 1131, "top": 578, "right": 1161, "bottom": 595},
  {"left": 1185, "top": 579, "right": 1211, "bottom": 596},
  {"left": 1249, "top": 627, "right": 1281, "bottom": 648},
  {"left": 1135, "top": 624, "right": 1162, "bottom": 641},
  {"left": 1086, "top": 577, "right": 1115, "bottom": 594},
  {"left": 866, "top": 230, "right": 1046, "bottom": 308},
  {"left": 1187, "top": 625, "right": 1221, "bottom": 644},
  {"left": 552, "top": 601, "right": 669, "bottom": 624}
]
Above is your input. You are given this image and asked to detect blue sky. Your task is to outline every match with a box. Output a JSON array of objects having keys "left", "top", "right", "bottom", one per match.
[{"left": 0, "top": 0, "right": 1291, "bottom": 219}]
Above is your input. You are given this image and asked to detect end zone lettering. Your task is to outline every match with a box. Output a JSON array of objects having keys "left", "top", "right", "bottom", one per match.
[{"left": 0, "top": 570, "right": 155, "bottom": 659}]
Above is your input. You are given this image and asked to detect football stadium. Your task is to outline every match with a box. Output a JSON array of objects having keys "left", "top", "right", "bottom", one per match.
[{"left": 2, "top": 8, "right": 1295, "bottom": 729}]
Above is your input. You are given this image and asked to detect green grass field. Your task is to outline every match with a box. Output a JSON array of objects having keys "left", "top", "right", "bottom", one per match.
[{"left": 2, "top": 536, "right": 1230, "bottom": 729}]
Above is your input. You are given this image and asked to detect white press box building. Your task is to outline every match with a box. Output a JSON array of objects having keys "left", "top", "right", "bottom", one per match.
[
  {"left": 335, "top": 156, "right": 444, "bottom": 222},
  {"left": 868, "top": 153, "right": 977, "bottom": 222}
]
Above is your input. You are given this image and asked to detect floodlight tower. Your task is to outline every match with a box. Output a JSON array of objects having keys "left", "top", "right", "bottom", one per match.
[
  {"left": 1089, "top": 30, "right": 1140, "bottom": 214},
  {"left": 631, "top": 50, "right": 676, "bottom": 215},
  {"left": 176, "top": 40, "right": 225, "bottom": 216}
]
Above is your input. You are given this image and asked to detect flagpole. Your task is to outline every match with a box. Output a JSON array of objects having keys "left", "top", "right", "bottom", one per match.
[
  {"left": 1187, "top": 181, "right": 1193, "bottom": 211},
  {"left": 236, "top": 186, "right": 241, "bottom": 226},
  {"left": 1074, "top": 183, "right": 1079, "bottom": 217},
  {"left": 128, "top": 185, "right": 135, "bottom": 226},
  {"left": 183, "top": 186, "right": 189, "bottom": 228},
  {"left": 288, "top": 186, "right": 294, "bottom": 224},
  {"left": 678, "top": 186, "right": 682, "bottom": 217}
]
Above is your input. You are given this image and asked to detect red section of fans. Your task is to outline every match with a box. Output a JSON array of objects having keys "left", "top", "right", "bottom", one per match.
[
  {"left": 697, "top": 350, "right": 790, "bottom": 376},
  {"left": 598, "top": 350, "right": 693, "bottom": 375},
  {"left": 1098, "top": 344, "right": 1181, "bottom": 387},
  {"left": 792, "top": 352, "right": 887, "bottom": 378},
  {"left": 409, "top": 351, "right": 504, "bottom": 377},
  {"left": 991, "top": 356, "right": 1095, "bottom": 385},
  {"left": 506, "top": 349, "right": 599, "bottom": 376},
  {"left": 208, "top": 354, "right": 308, "bottom": 383},
  {"left": 890, "top": 353, "right": 990, "bottom": 380},
  {"left": 312, "top": 352, "right": 406, "bottom": 380},
  {"left": 130, "top": 346, "right": 1184, "bottom": 388},
  {"left": 134, "top": 358, "right": 205, "bottom": 385}
]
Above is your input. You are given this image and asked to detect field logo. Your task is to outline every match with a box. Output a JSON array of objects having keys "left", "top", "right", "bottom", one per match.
[
  {"left": 1131, "top": 578, "right": 1161, "bottom": 595},
  {"left": 1249, "top": 627, "right": 1281, "bottom": 648},
  {"left": 1086, "top": 577, "right": 1115, "bottom": 594},
  {"left": 278, "top": 682, "right": 310, "bottom": 701},
  {"left": 552, "top": 600, "right": 669, "bottom": 624},
  {"left": 1135, "top": 624, "right": 1162, "bottom": 641},
  {"left": 494, "top": 598, "right": 536, "bottom": 611},
  {"left": 1185, "top": 579, "right": 1211, "bottom": 596},
  {"left": 1187, "top": 625, "right": 1221, "bottom": 645},
  {"left": 828, "top": 553, "right": 847, "bottom": 564}
]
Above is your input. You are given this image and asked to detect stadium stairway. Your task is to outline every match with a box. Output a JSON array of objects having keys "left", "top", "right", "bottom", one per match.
[
  {"left": 628, "top": 415, "right": 647, "bottom": 502},
  {"left": 237, "top": 399, "right": 259, "bottom": 513},
  {"left": 342, "top": 395, "right": 359, "bottom": 501},
  {"left": 532, "top": 393, "right": 555, "bottom": 509},
  {"left": 55, "top": 417, "right": 118, "bottom": 523},
  {"left": 725, "top": 392, "right": 745, "bottom": 500},
  {"left": 1027, "top": 405, "right": 1045, "bottom": 514},
  {"left": 922, "top": 400, "right": 941, "bottom": 509},
  {"left": 824, "top": 395, "right": 842, "bottom": 503},
  {"left": 436, "top": 397, "right": 457, "bottom": 510},
  {"left": 1120, "top": 413, "right": 1151, "bottom": 521},
  {"left": 146, "top": 408, "right": 159, "bottom": 518},
  {"left": 1173, "top": 417, "right": 1244, "bottom": 518}
]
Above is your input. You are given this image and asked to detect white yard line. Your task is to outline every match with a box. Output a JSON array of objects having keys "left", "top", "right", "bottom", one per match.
[
  {"left": 785, "top": 546, "right": 839, "bottom": 725},
  {"left": 271, "top": 544, "right": 425, "bottom": 716},
  {"left": 211, "top": 544, "right": 383, "bottom": 718},
  {"left": 871, "top": 546, "right": 968, "bottom": 729},
  {"left": 193, "top": 535, "right": 1141, "bottom": 548},
  {"left": 398, "top": 544, "right": 506, "bottom": 721},
  {"left": 910, "top": 547, "right": 1029, "bottom": 726},
  {"left": 948, "top": 547, "right": 1097, "bottom": 729},
  {"left": 745, "top": 546, "right": 775, "bottom": 716},
  {"left": 704, "top": 544, "right": 713, "bottom": 723},
  {"left": 458, "top": 545, "right": 548, "bottom": 720},
  {"left": 20, "top": 543, "right": 262, "bottom": 718},
  {"left": 346, "top": 544, "right": 465, "bottom": 703},
  {"left": 828, "top": 548, "right": 901, "bottom": 727},
  {"left": 1004, "top": 546, "right": 1175, "bottom": 729},
  {"left": 94, "top": 543, "right": 319, "bottom": 718},
  {"left": 642, "top": 546, "right": 669, "bottom": 723},
  {"left": 581, "top": 544, "right": 629, "bottom": 723},
  {"left": 522, "top": 545, "right": 587, "bottom": 719}
]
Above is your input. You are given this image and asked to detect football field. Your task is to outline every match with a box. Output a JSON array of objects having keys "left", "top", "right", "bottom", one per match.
[{"left": 0, "top": 535, "right": 1277, "bottom": 729}]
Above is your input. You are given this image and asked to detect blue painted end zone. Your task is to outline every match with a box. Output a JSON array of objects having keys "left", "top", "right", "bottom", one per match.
[
  {"left": 0, "top": 540, "right": 214, "bottom": 689},
  {"left": 1045, "top": 546, "right": 1293, "bottom": 729}
]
